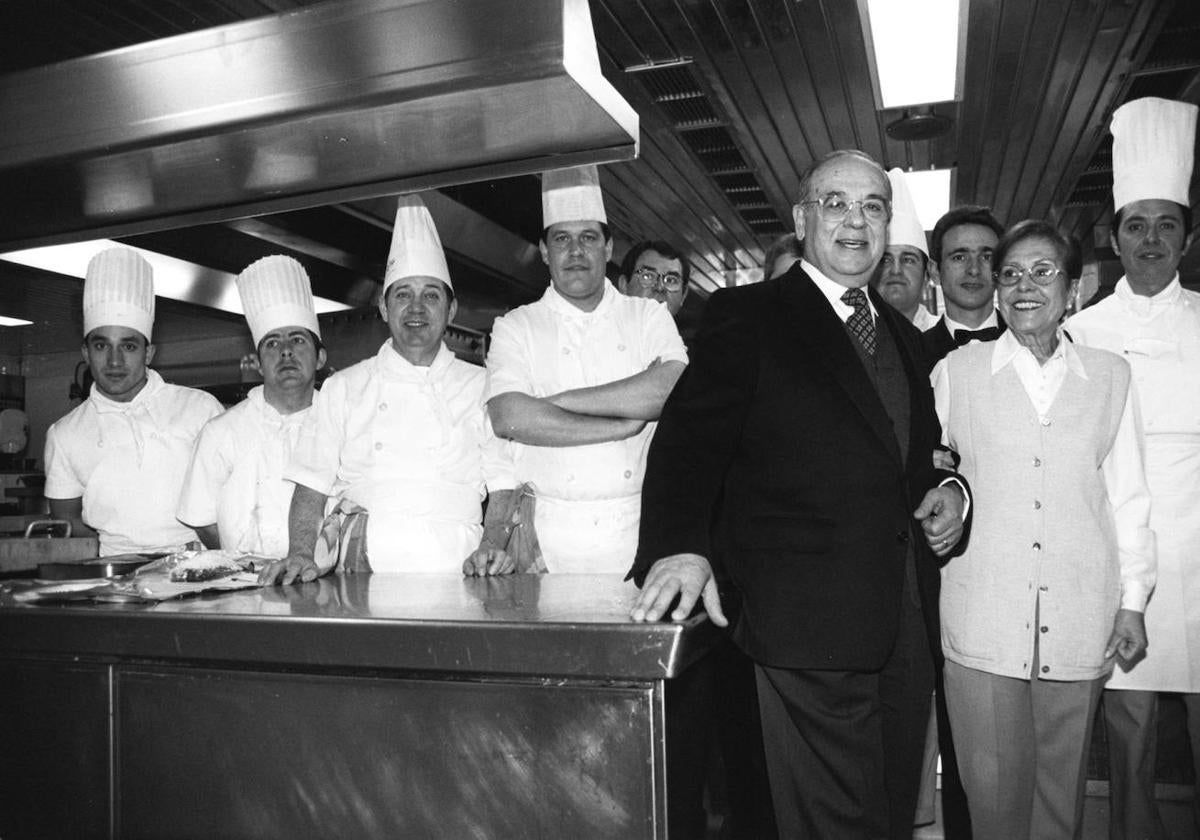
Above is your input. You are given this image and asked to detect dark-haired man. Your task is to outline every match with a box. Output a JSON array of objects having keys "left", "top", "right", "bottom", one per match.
[
  {"left": 487, "top": 165, "right": 687, "bottom": 572},
  {"left": 44, "top": 247, "right": 223, "bottom": 555},
  {"left": 618, "top": 240, "right": 689, "bottom": 319},
  {"left": 265, "top": 195, "right": 515, "bottom": 581},
  {"left": 1068, "top": 96, "right": 1200, "bottom": 840},
  {"left": 177, "top": 255, "right": 326, "bottom": 557},
  {"left": 631, "top": 149, "right": 968, "bottom": 839},
  {"left": 923, "top": 205, "right": 1006, "bottom": 363}
]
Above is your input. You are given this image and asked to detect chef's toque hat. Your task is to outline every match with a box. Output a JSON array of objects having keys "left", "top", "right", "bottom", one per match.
[
  {"left": 1112, "top": 97, "right": 1197, "bottom": 211},
  {"left": 541, "top": 165, "right": 607, "bottom": 227},
  {"left": 886, "top": 168, "right": 928, "bottom": 257},
  {"left": 237, "top": 255, "right": 321, "bottom": 346},
  {"left": 383, "top": 194, "right": 452, "bottom": 293},
  {"left": 83, "top": 247, "right": 155, "bottom": 341}
]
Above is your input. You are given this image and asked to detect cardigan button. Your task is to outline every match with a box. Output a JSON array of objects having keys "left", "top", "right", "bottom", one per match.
[
  {"left": 1040, "top": 626, "right": 1048, "bottom": 633},
  {"left": 1032, "top": 457, "right": 1041, "bottom": 467},
  {"left": 1041, "top": 665, "right": 1050, "bottom": 674},
  {"left": 1034, "top": 500, "right": 1042, "bottom": 510},
  {"left": 896, "top": 530, "right": 909, "bottom": 544},
  {"left": 1032, "top": 542, "right": 1041, "bottom": 551}
]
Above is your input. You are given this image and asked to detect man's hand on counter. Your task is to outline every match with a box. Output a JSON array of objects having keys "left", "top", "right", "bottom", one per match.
[
  {"left": 630, "top": 553, "right": 728, "bottom": 626},
  {"left": 257, "top": 554, "right": 321, "bottom": 585},
  {"left": 462, "top": 546, "right": 515, "bottom": 577}
]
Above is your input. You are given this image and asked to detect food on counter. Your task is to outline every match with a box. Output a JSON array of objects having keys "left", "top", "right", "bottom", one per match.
[{"left": 167, "top": 551, "right": 252, "bottom": 582}]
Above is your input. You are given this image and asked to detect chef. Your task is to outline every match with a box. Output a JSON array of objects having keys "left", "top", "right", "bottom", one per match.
[
  {"left": 485, "top": 165, "right": 688, "bottom": 572},
  {"left": 44, "top": 247, "right": 223, "bottom": 556},
  {"left": 872, "top": 168, "right": 938, "bottom": 331},
  {"left": 262, "top": 195, "right": 515, "bottom": 582},
  {"left": 176, "top": 255, "right": 326, "bottom": 557},
  {"left": 1067, "top": 96, "right": 1199, "bottom": 840}
]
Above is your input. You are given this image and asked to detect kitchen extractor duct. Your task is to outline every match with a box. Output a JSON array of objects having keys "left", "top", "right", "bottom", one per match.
[{"left": 0, "top": 0, "right": 638, "bottom": 251}]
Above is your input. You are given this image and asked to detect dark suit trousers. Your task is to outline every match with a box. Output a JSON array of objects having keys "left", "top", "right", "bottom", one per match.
[{"left": 755, "top": 568, "right": 934, "bottom": 840}]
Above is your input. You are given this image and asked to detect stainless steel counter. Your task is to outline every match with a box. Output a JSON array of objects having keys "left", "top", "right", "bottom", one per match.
[{"left": 0, "top": 573, "right": 719, "bottom": 840}]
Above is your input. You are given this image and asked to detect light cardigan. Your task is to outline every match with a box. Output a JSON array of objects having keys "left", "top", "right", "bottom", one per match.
[{"left": 931, "top": 334, "right": 1155, "bottom": 681}]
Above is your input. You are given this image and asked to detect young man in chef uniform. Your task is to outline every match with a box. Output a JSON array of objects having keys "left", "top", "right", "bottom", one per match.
[
  {"left": 176, "top": 255, "right": 326, "bottom": 558},
  {"left": 1068, "top": 96, "right": 1200, "bottom": 840},
  {"left": 485, "top": 165, "right": 688, "bottom": 572},
  {"left": 262, "top": 195, "right": 515, "bottom": 582},
  {"left": 44, "top": 247, "right": 224, "bottom": 556}
]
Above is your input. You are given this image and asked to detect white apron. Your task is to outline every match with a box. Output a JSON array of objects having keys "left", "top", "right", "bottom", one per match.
[
  {"left": 533, "top": 493, "right": 641, "bottom": 574},
  {"left": 345, "top": 376, "right": 483, "bottom": 574}
]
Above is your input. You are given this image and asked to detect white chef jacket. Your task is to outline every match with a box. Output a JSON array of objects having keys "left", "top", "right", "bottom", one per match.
[
  {"left": 1067, "top": 275, "right": 1200, "bottom": 692},
  {"left": 285, "top": 341, "right": 514, "bottom": 574},
  {"left": 911, "top": 305, "right": 938, "bottom": 331},
  {"left": 485, "top": 281, "right": 688, "bottom": 572},
  {"left": 176, "top": 386, "right": 309, "bottom": 558},
  {"left": 44, "top": 370, "right": 224, "bottom": 556}
]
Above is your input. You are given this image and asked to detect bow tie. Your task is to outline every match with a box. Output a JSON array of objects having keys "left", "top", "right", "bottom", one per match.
[{"left": 953, "top": 326, "right": 1002, "bottom": 346}]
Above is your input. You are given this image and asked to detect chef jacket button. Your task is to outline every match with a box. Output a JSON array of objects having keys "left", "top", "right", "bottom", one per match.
[
  {"left": 379, "top": 402, "right": 388, "bottom": 411},
  {"left": 567, "top": 474, "right": 575, "bottom": 482},
  {"left": 1041, "top": 665, "right": 1050, "bottom": 674},
  {"left": 562, "top": 347, "right": 570, "bottom": 355},
  {"left": 623, "top": 469, "right": 632, "bottom": 478},
  {"left": 618, "top": 344, "right": 626, "bottom": 351},
  {"left": 1033, "top": 542, "right": 1041, "bottom": 551},
  {"left": 1040, "top": 417, "right": 1051, "bottom": 427},
  {"left": 1032, "top": 457, "right": 1041, "bottom": 467},
  {"left": 1034, "top": 500, "right": 1042, "bottom": 510},
  {"left": 1040, "top": 625, "right": 1048, "bottom": 633},
  {"left": 374, "top": 442, "right": 383, "bottom": 451}
]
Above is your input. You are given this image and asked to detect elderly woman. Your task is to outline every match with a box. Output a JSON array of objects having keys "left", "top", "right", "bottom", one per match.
[{"left": 930, "top": 219, "right": 1156, "bottom": 840}]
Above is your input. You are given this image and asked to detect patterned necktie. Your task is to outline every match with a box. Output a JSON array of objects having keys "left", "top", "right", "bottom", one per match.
[{"left": 841, "top": 287, "right": 877, "bottom": 356}]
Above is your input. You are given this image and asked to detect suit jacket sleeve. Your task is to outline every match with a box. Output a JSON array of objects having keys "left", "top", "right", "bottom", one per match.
[{"left": 629, "top": 289, "right": 757, "bottom": 585}]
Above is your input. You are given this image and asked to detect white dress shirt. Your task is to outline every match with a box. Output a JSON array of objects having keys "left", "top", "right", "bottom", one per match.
[
  {"left": 44, "top": 370, "right": 224, "bottom": 556},
  {"left": 176, "top": 386, "right": 310, "bottom": 558}
]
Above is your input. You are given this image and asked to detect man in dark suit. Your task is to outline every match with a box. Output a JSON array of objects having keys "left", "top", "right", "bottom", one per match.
[
  {"left": 630, "top": 149, "right": 967, "bottom": 840},
  {"left": 921, "top": 205, "right": 1006, "bottom": 364}
]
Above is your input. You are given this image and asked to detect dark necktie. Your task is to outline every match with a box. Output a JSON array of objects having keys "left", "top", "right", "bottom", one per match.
[
  {"left": 953, "top": 326, "right": 1003, "bottom": 346},
  {"left": 841, "top": 287, "right": 877, "bottom": 356}
]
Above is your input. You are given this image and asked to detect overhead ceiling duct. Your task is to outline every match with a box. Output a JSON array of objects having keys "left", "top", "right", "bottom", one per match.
[{"left": 0, "top": 0, "right": 638, "bottom": 251}]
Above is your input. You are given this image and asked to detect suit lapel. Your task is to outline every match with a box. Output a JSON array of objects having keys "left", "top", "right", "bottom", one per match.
[{"left": 781, "top": 269, "right": 903, "bottom": 466}]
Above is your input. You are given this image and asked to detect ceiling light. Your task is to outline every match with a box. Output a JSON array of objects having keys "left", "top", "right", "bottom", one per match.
[
  {"left": 0, "top": 315, "right": 33, "bottom": 327},
  {"left": 902, "top": 169, "right": 955, "bottom": 230},
  {"left": 0, "top": 240, "right": 349, "bottom": 315},
  {"left": 860, "top": 0, "right": 966, "bottom": 109}
]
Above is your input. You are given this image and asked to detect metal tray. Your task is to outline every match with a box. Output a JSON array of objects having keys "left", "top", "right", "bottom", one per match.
[{"left": 37, "top": 554, "right": 159, "bottom": 581}]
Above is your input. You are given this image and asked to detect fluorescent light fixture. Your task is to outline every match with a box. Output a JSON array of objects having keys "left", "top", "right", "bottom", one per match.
[
  {"left": 0, "top": 315, "right": 33, "bottom": 327},
  {"left": 860, "top": 0, "right": 966, "bottom": 109},
  {"left": 903, "top": 168, "right": 955, "bottom": 231},
  {"left": 0, "top": 240, "right": 350, "bottom": 315}
]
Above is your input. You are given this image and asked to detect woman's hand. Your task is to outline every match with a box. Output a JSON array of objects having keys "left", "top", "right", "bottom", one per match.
[{"left": 1105, "top": 608, "right": 1148, "bottom": 669}]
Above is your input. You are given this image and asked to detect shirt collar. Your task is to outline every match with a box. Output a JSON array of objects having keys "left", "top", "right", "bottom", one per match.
[
  {"left": 942, "top": 309, "right": 998, "bottom": 335},
  {"left": 541, "top": 278, "right": 617, "bottom": 319},
  {"left": 1114, "top": 274, "right": 1182, "bottom": 311},
  {"left": 376, "top": 339, "right": 454, "bottom": 381},
  {"left": 88, "top": 368, "right": 166, "bottom": 414},
  {"left": 800, "top": 259, "right": 878, "bottom": 321},
  {"left": 990, "top": 328, "right": 1086, "bottom": 379}
]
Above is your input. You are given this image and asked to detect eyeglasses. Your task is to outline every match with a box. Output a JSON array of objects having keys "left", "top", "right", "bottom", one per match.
[
  {"left": 800, "top": 193, "right": 890, "bottom": 223},
  {"left": 995, "top": 261, "right": 1063, "bottom": 287},
  {"left": 633, "top": 267, "right": 685, "bottom": 291}
]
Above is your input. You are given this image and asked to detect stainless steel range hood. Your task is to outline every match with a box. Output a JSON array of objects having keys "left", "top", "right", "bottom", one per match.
[{"left": 0, "top": 0, "right": 638, "bottom": 251}]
